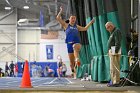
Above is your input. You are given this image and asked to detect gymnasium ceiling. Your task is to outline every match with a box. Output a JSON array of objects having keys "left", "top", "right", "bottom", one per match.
[
  {"left": 0, "top": 0, "right": 69, "bottom": 17},
  {"left": 0, "top": 0, "right": 69, "bottom": 29}
]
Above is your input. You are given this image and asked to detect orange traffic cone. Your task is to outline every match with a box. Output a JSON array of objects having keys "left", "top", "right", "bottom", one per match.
[{"left": 20, "top": 60, "right": 32, "bottom": 88}]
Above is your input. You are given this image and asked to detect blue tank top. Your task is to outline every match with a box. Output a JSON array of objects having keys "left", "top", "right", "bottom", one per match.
[{"left": 65, "top": 24, "right": 80, "bottom": 43}]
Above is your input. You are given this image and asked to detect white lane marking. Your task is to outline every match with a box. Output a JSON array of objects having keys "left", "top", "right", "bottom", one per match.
[
  {"left": 36, "top": 78, "right": 57, "bottom": 85},
  {"left": 48, "top": 78, "right": 57, "bottom": 84},
  {"left": 65, "top": 78, "right": 73, "bottom": 84},
  {"left": 35, "top": 84, "right": 85, "bottom": 88},
  {"left": 31, "top": 77, "right": 54, "bottom": 83},
  {"left": 34, "top": 78, "right": 57, "bottom": 87},
  {"left": 7, "top": 81, "right": 20, "bottom": 84},
  {"left": 32, "top": 78, "right": 48, "bottom": 83}
]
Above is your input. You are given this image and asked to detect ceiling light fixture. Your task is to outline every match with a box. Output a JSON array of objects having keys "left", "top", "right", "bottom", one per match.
[
  {"left": 23, "top": 6, "right": 29, "bottom": 9},
  {"left": 4, "top": 6, "right": 11, "bottom": 10}
]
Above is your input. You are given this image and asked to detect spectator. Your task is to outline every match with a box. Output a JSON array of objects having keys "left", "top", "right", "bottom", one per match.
[
  {"left": 57, "top": 59, "right": 67, "bottom": 77},
  {"left": 57, "top": 59, "right": 63, "bottom": 78},
  {"left": 0, "top": 67, "right": 2, "bottom": 77},
  {"left": 37, "top": 65, "right": 42, "bottom": 77},
  {"left": 31, "top": 63, "right": 37, "bottom": 77},
  {"left": 61, "top": 63, "right": 67, "bottom": 77},
  {"left": 44, "top": 65, "right": 55, "bottom": 77},
  {"left": 14, "top": 63, "right": 18, "bottom": 77},
  {"left": 9, "top": 61, "right": 15, "bottom": 77},
  {"left": 5, "top": 62, "right": 9, "bottom": 76}
]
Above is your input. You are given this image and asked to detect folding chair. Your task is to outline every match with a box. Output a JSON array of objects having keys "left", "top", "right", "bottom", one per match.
[{"left": 120, "top": 58, "right": 140, "bottom": 87}]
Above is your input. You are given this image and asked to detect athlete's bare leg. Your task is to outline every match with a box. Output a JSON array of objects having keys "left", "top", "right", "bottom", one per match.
[
  {"left": 73, "top": 43, "right": 81, "bottom": 60},
  {"left": 73, "top": 43, "right": 81, "bottom": 79},
  {"left": 68, "top": 53, "right": 75, "bottom": 77}
]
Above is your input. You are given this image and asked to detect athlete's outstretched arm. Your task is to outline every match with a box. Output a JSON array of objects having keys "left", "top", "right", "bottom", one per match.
[
  {"left": 56, "top": 6, "right": 67, "bottom": 29},
  {"left": 77, "top": 18, "right": 95, "bottom": 31}
]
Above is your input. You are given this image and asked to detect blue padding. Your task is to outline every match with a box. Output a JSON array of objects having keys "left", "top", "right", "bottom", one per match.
[{"left": 17, "top": 62, "right": 58, "bottom": 77}]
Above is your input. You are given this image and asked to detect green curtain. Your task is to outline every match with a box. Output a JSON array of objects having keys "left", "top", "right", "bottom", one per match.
[
  {"left": 69, "top": 0, "right": 92, "bottom": 78},
  {"left": 70, "top": 0, "right": 129, "bottom": 82},
  {"left": 76, "top": 45, "right": 92, "bottom": 78}
]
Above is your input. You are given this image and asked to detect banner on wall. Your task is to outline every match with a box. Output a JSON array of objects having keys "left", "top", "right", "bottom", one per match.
[{"left": 46, "top": 45, "right": 53, "bottom": 60}]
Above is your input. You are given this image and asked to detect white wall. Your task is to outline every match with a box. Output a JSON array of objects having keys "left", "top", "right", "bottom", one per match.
[
  {"left": 40, "top": 31, "right": 69, "bottom": 61},
  {"left": 0, "top": 10, "right": 16, "bottom": 62},
  {"left": 0, "top": 10, "right": 17, "bottom": 70},
  {"left": 40, "top": 31, "right": 71, "bottom": 75},
  {"left": 17, "top": 30, "right": 70, "bottom": 62},
  {"left": 17, "top": 29, "right": 40, "bottom": 62}
]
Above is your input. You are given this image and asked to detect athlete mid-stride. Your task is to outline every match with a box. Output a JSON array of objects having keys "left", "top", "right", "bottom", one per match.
[{"left": 56, "top": 6, "right": 95, "bottom": 79}]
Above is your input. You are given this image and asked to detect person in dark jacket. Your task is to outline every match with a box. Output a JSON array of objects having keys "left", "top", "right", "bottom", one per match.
[
  {"left": 9, "top": 61, "right": 14, "bottom": 77},
  {"left": 5, "top": 62, "right": 9, "bottom": 76},
  {"left": 105, "top": 22, "right": 122, "bottom": 87}
]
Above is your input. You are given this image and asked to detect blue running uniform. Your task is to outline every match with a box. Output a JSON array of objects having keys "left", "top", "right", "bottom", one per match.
[{"left": 65, "top": 24, "right": 80, "bottom": 53}]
